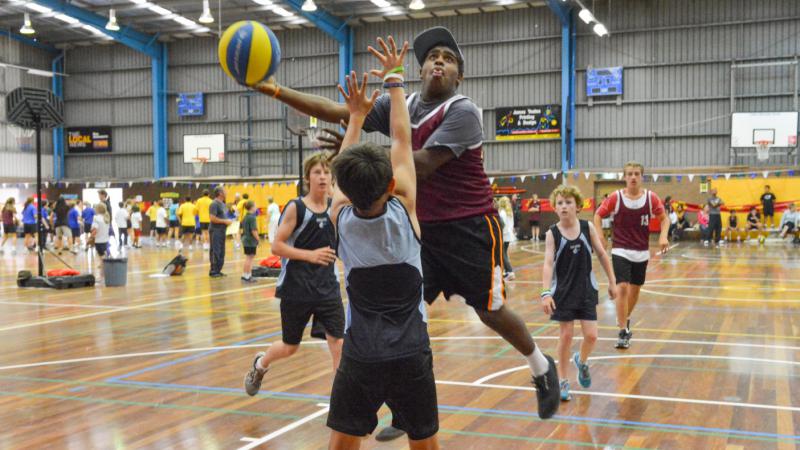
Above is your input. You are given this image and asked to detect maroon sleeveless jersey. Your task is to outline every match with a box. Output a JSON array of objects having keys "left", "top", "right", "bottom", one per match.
[
  {"left": 597, "top": 190, "right": 662, "bottom": 253},
  {"left": 410, "top": 95, "right": 494, "bottom": 223}
]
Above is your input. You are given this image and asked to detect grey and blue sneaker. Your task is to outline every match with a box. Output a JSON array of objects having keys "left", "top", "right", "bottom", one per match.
[
  {"left": 559, "top": 379, "right": 571, "bottom": 401},
  {"left": 573, "top": 352, "right": 591, "bottom": 388},
  {"left": 244, "top": 352, "right": 267, "bottom": 396},
  {"left": 615, "top": 329, "right": 631, "bottom": 349}
]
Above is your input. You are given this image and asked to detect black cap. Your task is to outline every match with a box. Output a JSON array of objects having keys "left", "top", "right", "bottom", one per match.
[{"left": 413, "top": 26, "right": 463, "bottom": 67}]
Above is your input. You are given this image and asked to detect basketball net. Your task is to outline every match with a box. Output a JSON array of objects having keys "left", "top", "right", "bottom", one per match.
[
  {"left": 9, "top": 125, "right": 34, "bottom": 151},
  {"left": 192, "top": 157, "right": 208, "bottom": 176},
  {"left": 756, "top": 141, "right": 770, "bottom": 161}
]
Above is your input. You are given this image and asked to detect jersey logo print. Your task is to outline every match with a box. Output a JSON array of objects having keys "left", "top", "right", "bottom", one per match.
[
  {"left": 570, "top": 243, "right": 581, "bottom": 254},
  {"left": 316, "top": 217, "right": 328, "bottom": 228}
]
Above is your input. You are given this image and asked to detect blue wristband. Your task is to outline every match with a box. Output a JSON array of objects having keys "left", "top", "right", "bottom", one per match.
[{"left": 383, "top": 82, "right": 405, "bottom": 89}]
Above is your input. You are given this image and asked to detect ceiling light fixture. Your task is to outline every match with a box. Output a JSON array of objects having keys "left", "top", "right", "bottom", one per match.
[
  {"left": 301, "top": 0, "right": 317, "bottom": 11},
  {"left": 199, "top": 0, "right": 214, "bottom": 23},
  {"left": 593, "top": 23, "right": 608, "bottom": 36},
  {"left": 20, "top": 12, "right": 35, "bottom": 35},
  {"left": 409, "top": 0, "right": 425, "bottom": 10},
  {"left": 25, "top": 2, "right": 52, "bottom": 14},
  {"left": 105, "top": 8, "right": 120, "bottom": 31},
  {"left": 371, "top": 0, "right": 391, "bottom": 8},
  {"left": 578, "top": 8, "right": 594, "bottom": 23}
]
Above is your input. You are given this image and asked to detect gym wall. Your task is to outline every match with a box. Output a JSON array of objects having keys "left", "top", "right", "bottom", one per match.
[{"left": 0, "top": 35, "right": 54, "bottom": 180}]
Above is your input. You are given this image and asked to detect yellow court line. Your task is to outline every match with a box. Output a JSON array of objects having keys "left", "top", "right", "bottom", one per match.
[{"left": 427, "top": 317, "right": 800, "bottom": 341}]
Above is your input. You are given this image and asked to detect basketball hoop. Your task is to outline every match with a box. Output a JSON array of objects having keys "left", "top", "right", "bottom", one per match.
[
  {"left": 9, "top": 125, "right": 34, "bottom": 151},
  {"left": 756, "top": 140, "right": 771, "bottom": 161},
  {"left": 192, "top": 157, "right": 208, "bottom": 176}
]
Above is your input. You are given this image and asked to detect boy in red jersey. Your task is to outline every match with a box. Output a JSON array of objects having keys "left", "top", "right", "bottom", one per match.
[{"left": 593, "top": 162, "right": 669, "bottom": 349}]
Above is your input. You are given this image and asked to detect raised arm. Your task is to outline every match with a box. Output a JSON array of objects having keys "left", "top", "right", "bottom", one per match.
[
  {"left": 368, "top": 37, "right": 416, "bottom": 217},
  {"left": 253, "top": 77, "right": 349, "bottom": 124}
]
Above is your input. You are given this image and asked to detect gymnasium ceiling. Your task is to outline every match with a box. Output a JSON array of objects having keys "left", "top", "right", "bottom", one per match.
[{"left": 1, "top": 0, "right": 549, "bottom": 48}]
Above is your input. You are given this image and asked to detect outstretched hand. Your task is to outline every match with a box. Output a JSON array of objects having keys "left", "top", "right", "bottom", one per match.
[
  {"left": 367, "top": 36, "right": 409, "bottom": 80},
  {"left": 318, "top": 126, "right": 345, "bottom": 157},
  {"left": 338, "top": 71, "right": 379, "bottom": 118}
]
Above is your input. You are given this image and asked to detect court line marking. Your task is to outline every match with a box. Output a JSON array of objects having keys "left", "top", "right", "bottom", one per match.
[
  {"left": 438, "top": 379, "right": 800, "bottom": 413},
  {"left": 473, "top": 352, "right": 800, "bottom": 385},
  {"left": 639, "top": 289, "right": 800, "bottom": 304},
  {"left": 2, "top": 335, "right": 798, "bottom": 372},
  {"left": 236, "top": 403, "right": 330, "bottom": 450},
  {"left": 0, "top": 282, "right": 276, "bottom": 332}
]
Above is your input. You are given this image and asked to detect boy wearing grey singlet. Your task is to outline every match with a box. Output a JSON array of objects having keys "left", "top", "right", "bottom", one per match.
[{"left": 325, "top": 38, "right": 438, "bottom": 450}]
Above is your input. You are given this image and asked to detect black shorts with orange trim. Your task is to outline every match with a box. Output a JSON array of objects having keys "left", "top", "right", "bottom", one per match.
[{"left": 420, "top": 214, "right": 506, "bottom": 311}]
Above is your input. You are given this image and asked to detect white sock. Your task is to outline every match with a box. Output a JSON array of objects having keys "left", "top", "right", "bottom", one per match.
[
  {"left": 526, "top": 346, "right": 550, "bottom": 377},
  {"left": 256, "top": 356, "right": 267, "bottom": 371}
]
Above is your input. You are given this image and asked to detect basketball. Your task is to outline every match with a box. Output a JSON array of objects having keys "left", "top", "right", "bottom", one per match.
[{"left": 218, "top": 20, "right": 281, "bottom": 86}]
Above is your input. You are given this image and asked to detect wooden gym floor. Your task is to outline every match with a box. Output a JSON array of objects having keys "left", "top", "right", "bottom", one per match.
[{"left": 0, "top": 237, "right": 798, "bottom": 449}]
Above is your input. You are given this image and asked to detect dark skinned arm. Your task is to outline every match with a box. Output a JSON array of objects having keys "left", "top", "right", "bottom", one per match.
[{"left": 254, "top": 77, "right": 350, "bottom": 125}]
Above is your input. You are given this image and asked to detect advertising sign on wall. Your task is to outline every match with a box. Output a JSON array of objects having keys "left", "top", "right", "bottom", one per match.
[
  {"left": 495, "top": 105, "right": 561, "bottom": 140},
  {"left": 67, "top": 127, "right": 112, "bottom": 153}
]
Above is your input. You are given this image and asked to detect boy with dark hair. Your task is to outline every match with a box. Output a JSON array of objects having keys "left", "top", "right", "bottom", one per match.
[
  {"left": 761, "top": 185, "right": 776, "bottom": 229},
  {"left": 325, "top": 37, "right": 438, "bottom": 450}
]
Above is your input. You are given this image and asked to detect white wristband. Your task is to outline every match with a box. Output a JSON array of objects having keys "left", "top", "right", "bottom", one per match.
[{"left": 383, "top": 73, "right": 404, "bottom": 83}]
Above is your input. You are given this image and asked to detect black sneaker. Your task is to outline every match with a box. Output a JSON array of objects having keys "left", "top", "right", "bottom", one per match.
[
  {"left": 615, "top": 329, "right": 628, "bottom": 349},
  {"left": 375, "top": 425, "right": 406, "bottom": 442},
  {"left": 532, "top": 354, "right": 559, "bottom": 419},
  {"left": 244, "top": 352, "right": 267, "bottom": 396}
]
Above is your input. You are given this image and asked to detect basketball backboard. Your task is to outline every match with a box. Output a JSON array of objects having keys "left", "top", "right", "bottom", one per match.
[
  {"left": 183, "top": 134, "right": 225, "bottom": 163},
  {"left": 731, "top": 112, "right": 798, "bottom": 147}
]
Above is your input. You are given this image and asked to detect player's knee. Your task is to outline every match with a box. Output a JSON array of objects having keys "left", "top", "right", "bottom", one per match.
[
  {"left": 474, "top": 307, "right": 501, "bottom": 327},
  {"left": 583, "top": 330, "right": 598, "bottom": 343},
  {"left": 559, "top": 327, "right": 574, "bottom": 340}
]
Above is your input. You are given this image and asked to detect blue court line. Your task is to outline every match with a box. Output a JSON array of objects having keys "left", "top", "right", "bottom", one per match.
[
  {"left": 103, "top": 378, "right": 800, "bottom": 442},
  {"left": 106, "top": 330, "right": 283, "bottom": 383}
]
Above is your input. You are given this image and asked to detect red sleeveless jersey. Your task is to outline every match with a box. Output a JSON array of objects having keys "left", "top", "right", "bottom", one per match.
[
  {"left": 410, "top": 95, "right": 495, "bottom": 223},
  {"left": 597, "top": 190, "right": 664, "bottom": 258}
]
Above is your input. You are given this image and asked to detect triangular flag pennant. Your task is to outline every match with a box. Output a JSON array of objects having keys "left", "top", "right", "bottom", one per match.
[
  {"left": 294, "top": 180, "right": 299, "bottom": 186},
  {"left": 44, "top": 182, "right": 49, "bottom": 188},
  {"left": 789, "top": 170, "right": 795, "bottom": 176},
  {"left": 128, "top": 181, "right": 133, "bottom": 187},
  {"left": 584, "top": 172, "right": 591, "bottom": 180},
  {"left": 552, "top": 172, "right": 559, "bottom": 180},
  {"left": 24, "top": 183, "right": 29, "bottom": 188},
  {"left": 750, "top": 173, "right": 756, "bottom": 179},
  {"left": 724, "top": 173, "right": 731, "bottom": 180},
  {"left": 64, "top": 182, "right": 69, "bottom": 188},
  {"left": 652, "top": 174, "right": 659, "bottom": 182},
  {"left": 687, "top": 174, "right": 694, "bottom": 182},
  {"left": 510, "top": 176, "right": 516, "bottom": 182},
  {"left": 520, "top": 175, "right": 527, "bottom": 182},
  {"left": 86, "top": 182, "right": 91, "bottom": 187},
  {"left": 676, "top": 176, "right": 682, "bottom": 182},
  {"left": 172, "top": 182, "right": 177, "bottom": 187},
  {"left": 195, "top": 182, "right": 200, "bottom": 188},
  {"left": 572, "top": 172, "right": 579, "bottom": 179},
  {"left": 489, "top": 177, "right": 495, "bottom": 184},
  {"left": 617, "top": 172, "right": 623, "bottom": 180},
  {"left": 244, "top": 182, "right": 249, "bottom": 187},
  {"left": 762, "top": 171, "right": 769, "bottom": 178},
  {"left": 261, "top": 182, "right": 266, "bottom": 187},
  {"left": 268, "top": 182, "right": 274, "bottom": 188}
]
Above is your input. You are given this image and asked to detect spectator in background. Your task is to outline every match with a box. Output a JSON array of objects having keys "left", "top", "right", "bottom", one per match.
[
  {"left": 1, "top": 197, "right": 19, "bottom": 255},
  {"left": 511, "top": 194, "right": 522, "bottom": 237},
  {"left": 67, "top": 200, "right": 82, "bottom": 253},
  {"left": 778, "top": 203, "right": 798, "bottom": 239},
  {"left": 90, "top": 203, "right": 110, "bottom": 280},
  {"left": 706, "top": 188, "right": 724, "bottom": 246},
  {"left": 130, "top": 205, "right": 143, "bottom": 248},
  {"left": 146, "top": 201, "right": 159, "bottom": 241},
  {"left": 53, "top": 196, "right": 71, "bottom": 255},
  {"left": 98, "top": 189, "right": 113, "bottom": 238},
  {"left": 697, "top": 205, "right": 710, "bottom": 245},
  {"left": 267, "top": 197, "right": 280, "bottom": 246},
  {"left": 497, "top": 196, "right": 515, "bottom": 281},
  {"left": 725, "top": 210, "right": 743, "bottom": 242},
  {"left": 177, "top": 196, "right": 197, "bottom": 251},
  {"left": 115, "top": 201, "right": 129, "bottom": 250},
  {"left": 81, "top": 201, "right": 95, "bottom": 249},
  {"left": 209, "top": 187, "right": 233, "bottom": 278},
  {"left": 196, "top": 189, "right": 213, "bottom": 250},
  {"left": 22, "top": 197, "right": 37, "bottom": 252},
  {"left": 672, "top": 204, "right": 690, "bottom": 241},
  {"left": 760, "top": 185, "right": 776, "bottom": 229},
  {"left": 600, "top": 194, "right": 613, "bottom": 240},
  {"left": 155, "top": 200, "right": 169, "bottom": 247},
  {"left": 529, "top": 193, "right": 542, "bottom": 241},
  {"left": 168, "top": 199, "right": 180, "bottom": 247}
]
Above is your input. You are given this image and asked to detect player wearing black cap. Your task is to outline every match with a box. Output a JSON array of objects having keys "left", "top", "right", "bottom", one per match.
[{"left": 251, "top": 27, "right": 560, "bottom": 441}]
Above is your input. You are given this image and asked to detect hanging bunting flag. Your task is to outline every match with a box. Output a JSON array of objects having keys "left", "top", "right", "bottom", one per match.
[
  {"left": 551, "top": 172, "right": 559, "bottom": 180},
  {"left": 510, "top": 176, "right": 516, "bottom": 183},
  {"left": 268, "top": 182, "right": 274, "bottom": 188},
  {"left": 541, "top": 175, "right": 547, "bottom": 180},
  {"left": 44, "top": 182, "right": 49, "bottom": 188},
  {"left": 789, "top": 170, "right": 795, "bottom": 176},
  {"left": 24, "top": 183, "right": 29, "bottom": 189},
  {"left": 244, "top": 182, "right": 249, "bottom": 187},
  {"left": 172, "top": 182, "right": 177, "bottom": 188},
  {"left": 294, "top": 180, "right": 299, "bottom": 186},
  {"left": 724, "top": 173, "right": 731, "bottom": 180},
  {"left": 520, "top": 175, "right": 527, "bottom": 182},
  {"left": 489, "top": 177, "right": 495, "bottom": 184},
  {"left": 676, "top": 176, "right": 682, "bottom": 182},
  {"left": 652, "top": 174, "right": 659, "bottom": 182},
  {"left": 617, "top": 172, "right": 623, "bottom": 180},
  {"left": 762, "top": 171, "right": 769, "bottom": 178},
  {"left": 195, "top": 182, "right": 200, "bottom": 188},
  {"left": 572, "top": 172, "right": 579, "bottom": 179},
  {"left": 687, "top": 174, "right": 694, "bottom": 182},
  {"left": 128, "top": 181, "right": 133, "bottom": 187},
  {"left": 584, "top": 172, "right": 591, "bottom": 180}
]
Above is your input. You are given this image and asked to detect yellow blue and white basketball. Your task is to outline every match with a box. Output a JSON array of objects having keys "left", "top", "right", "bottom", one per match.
[{"left": 218, "top": 21, "right": 281, "bottom": 86}]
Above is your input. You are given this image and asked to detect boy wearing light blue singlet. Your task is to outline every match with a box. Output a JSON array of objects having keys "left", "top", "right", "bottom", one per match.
[{"left": 324, "top": 37, "right": 438, "bottom": 450}]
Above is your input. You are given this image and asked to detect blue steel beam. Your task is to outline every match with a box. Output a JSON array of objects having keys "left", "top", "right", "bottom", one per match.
[
  {"left": 546, "top": 0, "right": 571, "bottom": 24},
  {"left": 547, "top": 0, "right": 575, "bottom": 174},
  {"left": 52, "top": 51, "right": 65, "bottom": 180},
  {"left": 33, "top": 0, "right": 169, "bottom": 178},
  {"left": 0, "top": 29, "right": 58, "bottom": 53},
  {"left": 281, "top": 0, "right": 353, "bottom": 101},
  {"left": 568, "top": 14, "right": 576, "bottom": 170}
]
